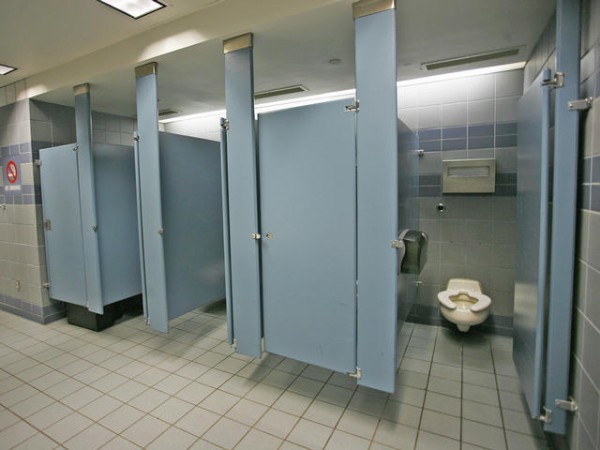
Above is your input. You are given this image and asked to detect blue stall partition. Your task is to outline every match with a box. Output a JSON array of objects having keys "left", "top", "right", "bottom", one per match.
[
  {"left": 223, "top": 34, "right": 263, "bottom": 357},
  {"left": 40, "top": 143, "right": 141, "bottom": 307},
  {"left": 514, "top": 69, "right": 552, "bottom": 419},
  {"left": 258, "top": 100, "right": 357, "bottom": 374},
  {"left": 158, "top": 132, "right": 225, "bottom": 320}
]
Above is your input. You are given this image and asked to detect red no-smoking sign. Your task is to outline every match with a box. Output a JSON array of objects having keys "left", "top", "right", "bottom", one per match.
[{"left": 6, "top": 160, "right": 18, "bottom": 184}]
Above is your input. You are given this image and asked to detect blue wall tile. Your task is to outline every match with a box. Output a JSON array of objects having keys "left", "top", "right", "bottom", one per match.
[
  {"left": 468, "top": 136, "right": 494, "bottom": 149},
  {"left": 496, "top": 135, "right": 518, "bottom": 148},
  {"left": 442, "top": 126, "right": 467, "bottom": 139},
  {"left": 442, "top": 139, "right": 467, "bottom": 151}
]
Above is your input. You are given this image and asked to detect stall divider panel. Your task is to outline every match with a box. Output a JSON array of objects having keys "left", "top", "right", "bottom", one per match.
[
  {"left": 258, "top": 100, "right": 357, "bottom": 373},
  {"left": 544, "top": 0, "right": 581, "bottom": 434},
  {"left": 223, "top": 34, "right": 263, "bottom": 357},
  {"left": 354, "top": 0, "right": 401, "bottom": 392},
  {"left": 158, "top": 132, "right": 225, "bottom": 319},
  {"left": 74, "top": 84, "right": 103, "bottom": 314},
  {"left": 40, "top": 144, "right": 87, "bottom": 306},
  {"left": 514, "top": 69, "right": 552, "bottom": 419},
  {"left": 93, "top": 144, "right": 142, "bottom": 304},
  {"left": 135, "top": 63, "right": 169, "bottom": 333},
  {"left": 220, "top": 119, "right": 234, "bottom": 345}
]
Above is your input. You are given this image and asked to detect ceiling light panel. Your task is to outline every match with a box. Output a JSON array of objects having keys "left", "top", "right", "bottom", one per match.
[
  {"left": 97, "top": 0, "right": 166, "bottom": 19},
  {"left": 0, "top": 64, "right": 17, "bottom": 75}
]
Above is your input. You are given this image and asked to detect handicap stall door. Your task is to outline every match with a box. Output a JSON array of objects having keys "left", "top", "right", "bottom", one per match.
[
  {"left": 258, "top": 100, "right": 357, "bottom": 373},
  {"left": 40, "top": 144, "right": 87, "bottom": 306}
]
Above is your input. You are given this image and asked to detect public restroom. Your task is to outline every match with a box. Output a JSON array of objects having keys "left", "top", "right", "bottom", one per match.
[{"left": 0, "top": 0, "right": 599, "bottom": 449}]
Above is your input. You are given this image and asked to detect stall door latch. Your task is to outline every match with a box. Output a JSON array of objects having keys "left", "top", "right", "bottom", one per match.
[
  {"left": 568, "top": 97, "right": 593, "bottom": 111},
  {"left": 555, "top": 398, "right": 578, "bottom": 412}
]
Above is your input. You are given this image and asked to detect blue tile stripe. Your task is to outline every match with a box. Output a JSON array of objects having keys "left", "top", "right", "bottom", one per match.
[
  {"left": 417, "top": 122, "right": 517, "bottom": 152},
  {"left": 0, "top": 294, "right": 65, "bottom": 324}
]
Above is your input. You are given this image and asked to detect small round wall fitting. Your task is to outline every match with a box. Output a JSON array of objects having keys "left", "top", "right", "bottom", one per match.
[{"left": 437, "top": 203, "right": 446, "bottom": 213}]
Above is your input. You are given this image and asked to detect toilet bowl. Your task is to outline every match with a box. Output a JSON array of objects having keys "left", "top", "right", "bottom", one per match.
[{"left": 437, "top": 278, "right": 491, "bottom": 332}]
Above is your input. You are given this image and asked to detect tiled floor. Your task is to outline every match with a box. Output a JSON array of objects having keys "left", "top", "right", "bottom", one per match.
[{"left": 0, "top": 303, "right": 550, "bottom": 450}]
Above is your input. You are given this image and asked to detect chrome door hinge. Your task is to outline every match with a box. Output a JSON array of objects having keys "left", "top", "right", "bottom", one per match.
[
  {"left": 535, "top": 407, "right": 553, "bottom": 423},
  {"left": 73, "top": 145, "right": 80, "bottom": 152},
  {"left": 220, "top": 118, "right": 230, "bottom": 130},
  {"left": 44, "top": 219, "right": 52, "bottom": 231},
  {"left": 347, "top": 367, "right": 362, "bottom": 379},
  {"left": 251, "top": 232, "right": 261, "bottom": 240},
  {"left": 541, "top": 72, "right": 564, "bottom": 89},
  {"left": 134, "top": 135, "right": 140, "bottom": 142},
  {"left": 345, "top": 100, "right": 360, "bottom": 112},
  {"left": 34, "top": 159, "right": 42, "bottom": 167},
  {"left": 555, "top": 398, "right": 578, "bottom": 412},
  {"left": 568, "top": 97, "right": 593, "bottom": 111},
  {"left": 42, "top": 283, "right": 51, "bottom": 289}
]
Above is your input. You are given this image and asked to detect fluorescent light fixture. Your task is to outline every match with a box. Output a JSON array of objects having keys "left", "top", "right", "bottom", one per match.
[
  {"left": 423, "top": 47, "right": 521, "bottom": 71},
  {"left": 255, "top": 85, "right": 308, "bottom": 100},
  {"left": 0, "top": 64, "right": 17, "bottom": 75},
  {"left": 397, "top": 62, "right": 526, "bottom": 87},
  {"left": 97, "top": 0, "right": 166, "bottom": 19},
  {"left": 160, "top": 62, "right": 526, "bottom": 124}
]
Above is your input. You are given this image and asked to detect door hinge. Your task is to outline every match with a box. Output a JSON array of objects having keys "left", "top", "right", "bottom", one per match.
[
  {"left": 541, "top": 72, "right": 564, "bottom": 89},
  {"left": 535, "top": 407, "right": 553, "bottom": 423},
  {"left": 220, "top": 118, "right": 230, "bottom": 130},
  {"left": 134, "top": 135, "right": 140, "bottom": 142},
  {"left": 34, "top": 159, "right": 41, "bottom": 167},
  {"left": 73, "top": 145, "right": 80, "bottom": 152},
  {"left": 44, "top": 219, "right": 52, "bottom": 231},
  {"left": 555, "top": 398, "right": 578, "bottom": 412},
  {"left": 347, "top": 367, "right": 362, "bottom": 379},
  {"left": 42, "top": 283, "right": 51, "bottom": 289},
  {"left": 345, "top": 100, "right": 360, "bottom": 112},
  {"left": 568, "top": 97, "right": 593, "bottom": 111},
  {"left": 251, "top": 232, "right": 261, "bottom": 240}
]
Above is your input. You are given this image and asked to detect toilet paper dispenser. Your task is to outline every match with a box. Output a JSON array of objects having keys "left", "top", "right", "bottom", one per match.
[{"left": 392, "top": 229, "right": 428, "bottom": 274}]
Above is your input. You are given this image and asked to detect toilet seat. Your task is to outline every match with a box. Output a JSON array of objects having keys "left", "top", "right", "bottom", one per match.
[{"left": 437, "top": 289, "right": 491, "bottom": 312}]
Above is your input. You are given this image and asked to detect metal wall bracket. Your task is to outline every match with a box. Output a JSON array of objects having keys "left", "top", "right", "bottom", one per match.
[
  {"left": 220, "top": 118, "right": 230, "bottom": 130},
  {"left": 73, "top": 145, "right": 80, "bottom": 152},
  {"left": 158, "top": 228, "right": 164, "bottom": 236},
  {"left": 348, "top": 367, "right": 362, "bottom": 379},
  {"left": 42, "top": 283, "right": 51, "bottom": 289},
  {"left": 91, "top": 224, "right": 98, "bottom": 232},
  {"left": 44, "top": 219, "right": 52, "bottom": 231},
  {"left": 535, "top": 407, "right": 553, "bottom": 423},
  {"left": 34, "top": 159, "right": 42, "bottom": 167},
  {"left": 391, "top": 239, "right": 404, "bottom": 249},
  {"left": 134, "top": 135, "right": 140, "bottom": 142},
  {"left": 568, "top": 97, "right": 593, "bottom": 111},
  {"left": 251, "top": 232, "right": 261, "bottom": 240},
  {"left": 230, "top": 338, "right": 237, "bottom": 349},
  {"left": 555, "top": 398, "right": 578, "bottom": 412},
  {"left": 541, "top": 72, "right": 565, "bottom": 89},
  {"left": 345, "top": 100, "right": 360, "bottom": 112}
]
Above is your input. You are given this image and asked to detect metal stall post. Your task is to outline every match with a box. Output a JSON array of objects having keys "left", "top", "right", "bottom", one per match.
[
  {"left": 544, "top": 0, "right": 582, "bottom": 434},
  {"left": 223, "top": 34, "right": 262, "bottom": 357},
  {"left": 74, "top": 83, "right": 103, "bottom": 314},
  {"left": 134, "top": 63, "right": 169, "bottom": 332},
  {"left": 354, "top": 0, "right": 400, "bottom": 392}
]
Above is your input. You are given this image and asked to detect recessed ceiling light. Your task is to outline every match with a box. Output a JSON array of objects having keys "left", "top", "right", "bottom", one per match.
[
  {"left": 97, "top": 0, "right": 166, "bottom": 19},
  {"left": 0, "top": 64, "right": 17, "bottom": 75},
  {"left": 422, "top": 47, "right": 521, "bottom": 71}
]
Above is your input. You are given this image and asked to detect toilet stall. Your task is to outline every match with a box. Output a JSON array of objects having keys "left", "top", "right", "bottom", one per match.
[
  {"left": 135, "top": 63, "right": 225, "bottom": 333},
  {"left": 221, "top": 0, "right": 424, "bottom": 393},
  {"left": 40, "top": 85, "right": 141, "bottom": 326}
]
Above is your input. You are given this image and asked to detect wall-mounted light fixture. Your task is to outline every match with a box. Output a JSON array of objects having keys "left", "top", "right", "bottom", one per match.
[
  {"left": 0, "top": 64, "right": 17, "bottom": 75},
  {"left": 97, "top": 0, "right": 166, "bottom": 19}
]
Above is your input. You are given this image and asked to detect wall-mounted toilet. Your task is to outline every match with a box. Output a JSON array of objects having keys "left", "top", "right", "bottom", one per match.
[{"left": 438, "top": 278, "right": 492, "bottom": 332}]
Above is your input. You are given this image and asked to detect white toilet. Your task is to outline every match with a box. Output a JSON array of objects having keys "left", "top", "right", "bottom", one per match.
[{"left": 437, "top": 278, "right": 492, "bottom": 332}]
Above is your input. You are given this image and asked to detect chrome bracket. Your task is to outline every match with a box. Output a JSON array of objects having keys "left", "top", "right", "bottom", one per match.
[
  {"left": 220, "top": 118, "right": 230, "bottom": 130},
  {"left": 391, "top": 239, "right": 404, "bottom": 249},
  {"left": 417, "top": 149, "right": 425, "bottom": 157},
  {"left": 348, "top": 367, "right": 362, "bottom": 379},
  {"left": 44, "top": 219, "right": 52, "bottom": 231},
  {"left": 73, "top": 145, "right": 80, "bottom": 152},
  {"left": 568, "top": 97, "right": 593, "bottom": 111},
  {"left": 34, "top": 159, "right": 42, "bottom": 167},
  {"left": 42, "top": 283, "right": 51, "bottom": 289},
  {"left": 251, "top": 232, "right": 261, "bottom": 240},
  {"left": 134, "top": 135, "right": 140, "bottom": 142},
  {"left": 535, "top": 407, "right": 553, "bottom": 423},
  {"left": 555, "top": 398, "right": 578, "bottom": 412},
  {"left": 541, "top": 72, "right": 564, "bottom": 89},
  {"left": 230, "top": 338, "right": 237, "bottom": 349},
  {"left": 91, "top": 224, "right": 98, "bottom": 232},
  {"left": 158, "top": 228, "right": 164, "bottom": 236},
  {"left": 345, "top": 100, "right": 360, "bottom": 112}
]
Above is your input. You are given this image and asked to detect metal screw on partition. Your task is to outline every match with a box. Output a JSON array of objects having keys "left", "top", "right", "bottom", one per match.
[{"left": 437, "top": 203, "right": 446, "bottom": 213}]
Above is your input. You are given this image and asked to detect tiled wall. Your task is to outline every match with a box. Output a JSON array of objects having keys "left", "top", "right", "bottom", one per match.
[
  {"left": 0, "top": 94, "right": 136, "bottom": 324},
  {"left": 397, "top": 70, "right": 523, "bottom": 333},
  {"left": 163, "top": 114, "right": 222, "bottom": 142}
]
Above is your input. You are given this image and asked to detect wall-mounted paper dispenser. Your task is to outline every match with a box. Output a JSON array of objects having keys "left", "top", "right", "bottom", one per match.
[
  {"left": 392, "top": 229, "right": 428, "bottom": 274},
  {"left": 442, "top": 158, "right": 496, "bottom": 193}
]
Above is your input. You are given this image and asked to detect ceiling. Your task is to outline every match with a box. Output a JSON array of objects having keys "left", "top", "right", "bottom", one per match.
[{"left": 2, "top": 0, "right": 555, "bottom": 119}]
